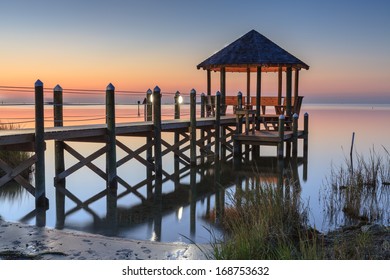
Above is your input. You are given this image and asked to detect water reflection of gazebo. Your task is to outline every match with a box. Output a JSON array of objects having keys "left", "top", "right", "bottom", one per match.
[{"left": 197, "top": 29, "right": 309, "bottom": 120}]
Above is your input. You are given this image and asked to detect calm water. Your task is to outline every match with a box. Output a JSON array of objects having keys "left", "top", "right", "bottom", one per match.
[{"left": 0, "top": 103, "right": 389, "bottom": 243}]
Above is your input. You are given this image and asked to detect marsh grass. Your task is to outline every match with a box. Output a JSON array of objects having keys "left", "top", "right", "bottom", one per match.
[
  {"left": 0, "top": 123, "right": 32, "bottom": 200},
  {"left": 210, "top": 177, "right": 323, "bottom": 260},
  {"left": 322, "top": 147, "right": 390, "bottom": 228}
]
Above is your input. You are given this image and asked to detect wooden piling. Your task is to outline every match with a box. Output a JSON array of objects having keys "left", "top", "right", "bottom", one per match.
[
  {"left": 190, "top": 89, "right": 197, "bottom": 166},
  {"left": 54, "top": 85, "right": 65, "bottom": 219},
  {"left": 174, "top": 91, "right": 181, "bottom": 176},
  {"left": 234, "top": 92, "right": 243, "bottom": 157},
  {"left": 304, "top": 112, "right": 309, "bottom": 137},
  {"left": 54, "top": 85, "right": 65, "bottom": 180},
  {"left": 153, "top": 86, "right": 163, "bottom": 185},
  {"left": 146, "top": 89, "right": 153, "bottom": 197},
  {"left": 278, "top": 115, "right": 285, "bottom": 159},
  {"left": 303, "top": 112, "right": 309, "bottom": 178},
  {"left": 292, "top": 113, "right": 299, "bottom": 157},
  {"left": 215, "top": 91, "right": 221, "bottom": 160},
  {"left": 34, "top": 79, "right": 47, "bottom": 207},
  {"left": 106, "top": 83, "right": 117, "bottom": 190}
]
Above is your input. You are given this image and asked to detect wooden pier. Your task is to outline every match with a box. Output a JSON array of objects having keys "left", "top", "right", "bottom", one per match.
[{"left": 0, "top": 81, "right": 308, "bottom": 212}]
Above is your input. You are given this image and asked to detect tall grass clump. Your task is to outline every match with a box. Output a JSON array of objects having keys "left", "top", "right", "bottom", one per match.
[
  {"left": 0, "top": 123, "right": 32, "bottom": 200},
  {"left": 211, "top": 176, "right": 323, "bottom": 260},
  {"left": 321, "top": 147, "right": 390, "bottom": 229}
]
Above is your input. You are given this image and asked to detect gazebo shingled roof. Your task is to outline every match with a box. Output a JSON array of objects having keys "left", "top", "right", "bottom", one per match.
[{"left": 197, "top": 29, "right": 309, "bottom": 72}]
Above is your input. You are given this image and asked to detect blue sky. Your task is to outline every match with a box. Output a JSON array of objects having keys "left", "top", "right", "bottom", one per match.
[{"left": 1, "top": 0, "right": 390, "bottom": 102}]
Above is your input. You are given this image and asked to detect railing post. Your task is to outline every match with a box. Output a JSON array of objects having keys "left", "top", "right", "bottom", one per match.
[
  {"left": 278, "top": 115, "right": 285, "bottom": 159},
  {"left": 34, "top": 79, "right": 47, "bottom": 208},
  {"left": 215, "top": 91, "right": 221, "bottom": 160},
  {"left": 174, "top": 91, "right": 181, "bottom": 119},
  {"left": 200, "top": 93, "right": 205, "bottom": 118},
  {"left": 146, "top": 89, "right": 153, "bottom": 122},
  {"left": 153, "top": 86, "right": 162, "bottom": 187},
  {"left": 190, "top": 89, "right": 197, "bottom": 166},
  {"left": 106, "top": 83, "right": 117, "bottom": 190}
]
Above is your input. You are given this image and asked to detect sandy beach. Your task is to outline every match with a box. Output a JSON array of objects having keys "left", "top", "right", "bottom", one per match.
[{"left": 0, "top": 219, "right": 210, "bottom": 260}]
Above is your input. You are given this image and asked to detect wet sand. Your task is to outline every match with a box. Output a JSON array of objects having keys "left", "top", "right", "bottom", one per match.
[{"left": 0, "top": 220, "right": 210, "bottom": 260}]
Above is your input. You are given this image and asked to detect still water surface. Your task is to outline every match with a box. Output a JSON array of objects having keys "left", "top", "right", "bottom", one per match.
[{"left": 0, "top": 103, "right": 389, "bottom": 243}]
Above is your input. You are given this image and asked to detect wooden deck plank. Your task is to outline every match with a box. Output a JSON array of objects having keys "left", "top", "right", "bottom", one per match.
[{"left": 0, "top": 116, "right": 237, "bottom": 145}]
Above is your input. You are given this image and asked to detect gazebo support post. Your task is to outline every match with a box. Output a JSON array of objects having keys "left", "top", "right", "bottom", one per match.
[
  {"left": 256, "top": 66, "right": 262, "bottom": 130},
  {"left": 207, "top": 69, "right": 211, "bottom": 96},
  {"left": 220, "top": 67, "right": 226, "bottom": 115},
  {"left": 246, "top": 67, "right": 251, "bottom": 107},
  {"left": 220, "top": 67, "right": 226, "bottom": 158},
  {"left": 278, "top": 66, "right": 283, "bottom": 106},
  {"left": 286, "top": 67, "right": 292, "bottom": 117},
  {"left": 294, "top": 68, "right": 299, "bottom": 99}
]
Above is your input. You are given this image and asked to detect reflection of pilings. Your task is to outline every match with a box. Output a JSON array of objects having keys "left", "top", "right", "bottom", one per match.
[
  {"left": 190, "top": 89, "right": 197, "bottom": 166},
  {"left": 190, "top": 166, "right": 197, "bottom": 237},
  {"left": 106, "top": 187, "right": 118, "bottom": 235}
]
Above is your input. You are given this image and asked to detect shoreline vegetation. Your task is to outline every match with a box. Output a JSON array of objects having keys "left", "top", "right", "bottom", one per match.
[{"left": 205, "top": 147, "right": 390, "bottom": 260}]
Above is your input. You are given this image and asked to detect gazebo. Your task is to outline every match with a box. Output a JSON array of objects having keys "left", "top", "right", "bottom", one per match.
[{"left": 197, "top": 29, "right": 309, "bottom": 120}]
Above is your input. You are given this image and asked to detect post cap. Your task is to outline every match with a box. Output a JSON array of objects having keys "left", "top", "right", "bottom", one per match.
[
  {"left": 190, "top": 89, "right": 196, "bottom": 95},
  {"left": 106, "top": 83, "right": 115, "bottom": 91},
  {"left": 237, "top": 91, "right": 242, "bottom": 96},
  {"left": 54, "top": 84, "right": 62, "bottom": 92},
  {"left": 279, "top": 114, "right": 285, "bottom": 120},
  {"left": 175, "top": 91, "right": 180, "bottom": 97},
  {"left": 146, "top": 89, "right": 152, "bottom": 95},
  {"left": 153, "top": 86, "right": 161, "bottom": 93},
  {"left": 35, "top": 79, "right": 43, "bottom": 87},
  {"left": 293, "top": 113, "right": 299, "bottom": 119},
  {"left": 216, "top": 91, "right": 221, "bottom": 96},
  {"left": 201, "top": 92, "right": 205, "bottom": 97},
  {"left": 304, "top": 112, "right": 309, "bottom": 117}
]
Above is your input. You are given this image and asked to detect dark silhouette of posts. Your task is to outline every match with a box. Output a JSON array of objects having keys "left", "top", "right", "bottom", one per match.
[
  {"left": 174, "top": 91, "right": 181, "bottom": 188},
  {"left": 106, "top": 83, "right": 117, "bottom": 190},
  {"left": 215, "top": 91, "right": 221, "bottom": 160},
  {"left": 146, "top": 89, "right": 153, "bottom": 122},
  {"left": 34, "top": 79, "right": 47, "bottom": 208},
  {"left": 146, "top": 89, "right": 153, "bottom": 198},
  {"left": 190, "top": 89, "right": 197, "bottom": 166},
  {"left": 278, "top": 115, "right": 285, "bottom": 159},
  {"left": 54, "top": 84, "right": 65, "bottom": 228},
  {"left": 54, "top": 85, "right": 65, "bottom": 184},
  {"left": 292, "top": 113, "right": 299, "bottom": 157},
  {"left": 153, "top": 86, "right": 162, "bottom": 195}
]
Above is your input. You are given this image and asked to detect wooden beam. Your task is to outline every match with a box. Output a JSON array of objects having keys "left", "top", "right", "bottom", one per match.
[{"left": 294, "top": 68, "right": 300, "bottom": 99}]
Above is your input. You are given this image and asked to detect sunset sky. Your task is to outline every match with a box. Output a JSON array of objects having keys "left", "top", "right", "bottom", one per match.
[{"left": 1, "top": 0, "right": 390, "bottom": 103}]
